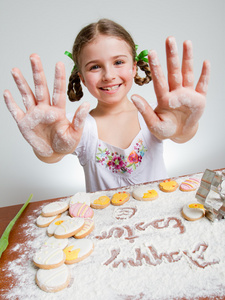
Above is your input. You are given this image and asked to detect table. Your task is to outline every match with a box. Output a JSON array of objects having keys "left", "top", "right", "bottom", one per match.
[
  {"left": 0, "top": 196, "right": 67, "bottom": 299},
  {"left": 1, "top": 169, "right": 225, "bottom": 299}
]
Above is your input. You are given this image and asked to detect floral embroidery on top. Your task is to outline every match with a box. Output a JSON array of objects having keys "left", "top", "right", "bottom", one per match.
[{"left": 96, "top": 139, "right": 147, "bottom": 174}]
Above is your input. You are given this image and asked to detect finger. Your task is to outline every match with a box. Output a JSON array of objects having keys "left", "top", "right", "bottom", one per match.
[
  {"left": 72, "top": 102, "right": 90, "bottom": 132},
  {"left": 182, "top": 40, "right": 194, "bottom": 87},
  {"left": 52, "top": 62, "right": 66, "bottom": 109},
  {"left": 11, "top": 68, "right": 36, "bottom": 110},
  {"left": 3, "top": 90, "right": 25, "bottom": 122},
  {"left": 131, "top": 94, "right": 159, "bottom": 128},
  {"left": 131, "top": 94, "right": 177, "bottom": 140},
  {"left": 148, "top": 50, "right": 169, "bottom": 99},
  {"left": 195, "top": 60, "right": 210, "bottom": 96},
  {"left": 30, "top": 53, "right": 50, "bottom": 104},
  {"left": 166, "top": 36, "right": 182, "bottom": 90}
]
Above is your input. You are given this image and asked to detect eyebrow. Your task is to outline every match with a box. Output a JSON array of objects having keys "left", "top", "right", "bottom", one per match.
[{"left": 84, "top": 55, "right": 128, "bottom": 68}]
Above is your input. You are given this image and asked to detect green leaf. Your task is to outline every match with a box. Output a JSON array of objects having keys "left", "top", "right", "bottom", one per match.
[{"left": 0, "top": 194, "right": 33, "bottom": 258}]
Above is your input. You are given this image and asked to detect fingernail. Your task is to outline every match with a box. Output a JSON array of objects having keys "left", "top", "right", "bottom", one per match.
[
  {"left": 3, "top": 90, "right": 10, "bottom": 100},
  {"left": 167, "top": 37, "right": 178, "bottom": 54},
  {"left": 148, "top": 50, "right": 159, "bottom": 66}
]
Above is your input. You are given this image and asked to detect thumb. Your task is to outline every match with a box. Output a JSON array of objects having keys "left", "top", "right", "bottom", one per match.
[
  {"left": 72, "top": 102, "right": 90, "bottom": 132},
  {"left": 131, "top": 94, "right": 159, "bottom": 129},
  {"left": 131, "top": 94, "right": 178, "bottom": 140}
]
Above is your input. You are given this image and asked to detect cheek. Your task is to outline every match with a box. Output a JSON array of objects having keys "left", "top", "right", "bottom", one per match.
[
  {"left": 121, "top": 67, "right": 135, "bottom": 85},
  {"left": 130, "top": 62, "right": 137, "bottom": 77},
  {"left": 82, "top": 73, "right": 98, "bottom": 89},
  {"left": 81, "top": 74, "right": 101, "bottom": 98}
]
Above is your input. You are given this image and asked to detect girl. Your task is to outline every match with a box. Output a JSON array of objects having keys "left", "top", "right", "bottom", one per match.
[{"left": 3, "top": 19, "right": 210, "bottom": 192}]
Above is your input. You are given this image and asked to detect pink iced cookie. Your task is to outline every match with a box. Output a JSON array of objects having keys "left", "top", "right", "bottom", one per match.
[
  {"left": 180, "top": 178, "right": 200, "bottom": 192},
  {"left": 69, "top": 203, "right": 94, "bottom": 219}
]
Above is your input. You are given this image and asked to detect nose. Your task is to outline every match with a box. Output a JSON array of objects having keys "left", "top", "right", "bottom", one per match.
[{"left": 102, "top": 65, "right": 116, "bottom": 81}]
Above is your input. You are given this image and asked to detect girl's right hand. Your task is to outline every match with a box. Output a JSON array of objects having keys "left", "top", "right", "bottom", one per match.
[{"left": 3, "top": 54, "right": 90, "bottom": 163}]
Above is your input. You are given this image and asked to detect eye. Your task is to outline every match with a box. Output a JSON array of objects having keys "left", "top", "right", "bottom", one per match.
[
  {"left": 115, "top": 60, "right": 124, "bottom": 66},
  {"left": 90, "top": 65, "right": 100, "bottom": 71}
]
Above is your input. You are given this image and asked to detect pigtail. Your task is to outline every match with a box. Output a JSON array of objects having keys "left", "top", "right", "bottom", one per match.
[
  {"left": 67, "top": 70, "right": 83, "bottom": 102},
  {"left": 134, "top": 60, "right": 152, "bottom": 86}
]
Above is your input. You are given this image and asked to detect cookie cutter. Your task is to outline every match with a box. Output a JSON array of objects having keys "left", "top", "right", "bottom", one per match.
[{"left": 196, "top": 169, "right": 225, "bottom": 221}]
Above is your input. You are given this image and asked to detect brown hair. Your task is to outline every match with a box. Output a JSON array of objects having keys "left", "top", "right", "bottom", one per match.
[{"left": 67, "top": 19, "right": 152, "bottom": 102}]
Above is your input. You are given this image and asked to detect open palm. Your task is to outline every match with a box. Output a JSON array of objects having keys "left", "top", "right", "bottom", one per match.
[
  {"left": 4, "top": 54, "right": 89, "bottom": 162},
  {"left": 132, "top": 37, "right": 210, "bottom": 143}
]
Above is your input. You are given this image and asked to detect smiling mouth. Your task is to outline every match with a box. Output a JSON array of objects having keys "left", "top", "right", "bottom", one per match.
[{"left": 100, "top": 84, "right": 121, "bottom": 91}]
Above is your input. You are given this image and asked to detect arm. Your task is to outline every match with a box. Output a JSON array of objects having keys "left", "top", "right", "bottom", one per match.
[
  {"left": 131, "top": 37, "right": 210, "bottom": 143},
  {"left": 3, "top": 54, "right": 90, "bottom": 163}
]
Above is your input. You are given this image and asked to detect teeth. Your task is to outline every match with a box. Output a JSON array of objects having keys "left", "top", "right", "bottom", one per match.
[{"left": 102, "top": 85, "right": 119, "bottom": 91}]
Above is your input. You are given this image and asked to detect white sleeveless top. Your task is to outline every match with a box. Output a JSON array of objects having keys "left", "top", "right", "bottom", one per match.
[{"left": 73, "top": 113, "right": 167, "bottom": 192}]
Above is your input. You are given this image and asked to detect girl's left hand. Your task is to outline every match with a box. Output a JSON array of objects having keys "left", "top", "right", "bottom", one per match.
[{"left": 131, "top": 36, "right": 210, "bottom": 143}]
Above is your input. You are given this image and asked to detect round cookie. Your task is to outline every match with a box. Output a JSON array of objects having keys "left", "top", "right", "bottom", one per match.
[
  {"left": 159, "top": 179, "right": 178, "bottom": 192},
  {"left": 70, "top": 192, "right": 91, "bottom": 206},
  {"left": 182, "top": 203, "right": 205, "bottom": 221},
  {"left": 42, "top": 236, "right": 69, "bottom": 250},
  {"left": 91, "top": 195, "right": 110, "bottom": 209},
  {"left": 41, "top": 201, "right": 69, "bottom": 217},
  {"left": 54, "top": 217, "right": 85, "bottom": 239},
  {"left": 132, "top": 186, "right": 158, "bottom": 201},
  {"left": 63, "top": 239, "right": 94, "bottom": 265},
  {"left": 69, "top": 203, "right": 94, "bottom": 219},
  {"left": 47, "top": 215, "right": 72, "bottom": 237},
  {"left": 180, "top": 178, "right": 200, "bottom": 192},
  {"left": 36, "top": 214, "right": 61, "bottom": 228},
  {"left": 33, "top": 246, "right": 66, "bottom": 269},
  {"left": 74, "top": 218, "right": 95, "bottom": 239},
  {"left": 111, "top": 192, "right": 130, "bottom": 206},
  {"left": 35, "top": 264, "right": 70, "bottom": 293}
]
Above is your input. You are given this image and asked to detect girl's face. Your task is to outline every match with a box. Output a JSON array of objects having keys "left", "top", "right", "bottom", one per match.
[{"left": 78, "top": 35, "right": 136, "bottom": 106}]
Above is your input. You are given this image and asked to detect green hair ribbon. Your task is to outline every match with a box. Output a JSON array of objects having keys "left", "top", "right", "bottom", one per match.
[
  {"left": 135, "top": 45, "right": 149, "bottom": 63},
  {"left": 64, "top": 51, "right": 77, "bottom": 73}
]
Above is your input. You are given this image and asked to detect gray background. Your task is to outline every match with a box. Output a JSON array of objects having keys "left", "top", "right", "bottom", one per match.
[{"left": 0, "top": 0, "right": 224, "bottom": 207}]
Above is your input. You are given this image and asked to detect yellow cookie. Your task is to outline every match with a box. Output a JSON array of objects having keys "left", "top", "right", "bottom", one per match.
[
  {"left": 63, "top": 239, "right": 94, "bottom": 264},
  {"left": 159, "top": 179, "right": 178, "bottom": 193},
  {"left": 132, "top": 187, "right": 158, "bottom": 201},
  {"left": 91, "top": 195, "right": 110, "bottom": 209},
  {"left": 111, "top": 192, "right": 130, "bottom": 206},
  {"left": 182, "top": 203, "right": 205, "bottom": 221}
]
